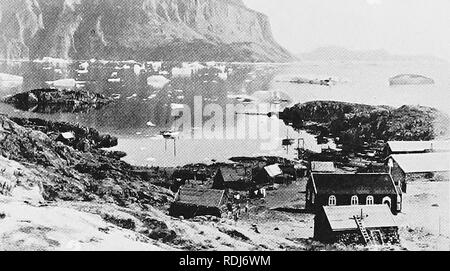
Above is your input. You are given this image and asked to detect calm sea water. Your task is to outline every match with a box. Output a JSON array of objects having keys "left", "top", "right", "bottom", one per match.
[{"left": 0, "top": 60, "right": 449, "bottom": 166}]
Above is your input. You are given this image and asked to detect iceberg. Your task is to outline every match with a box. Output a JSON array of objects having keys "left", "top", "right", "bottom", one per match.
[
  {"left": 36, "top": 57, "right": 71, "bottom": 66},
  {"left": 0, "top": 73, "right": 23, "bottom": 88},
  {"left": 147, "top": 75, "right": 170, "bottom": 88},
  {"left": 218, "top": 72, "right": 228, "bottom": 80},
  {"left": 389, "top": 74, "right": 435, "bottom": 86},
  {"left": 108, "top": 78, "right": 121, "bottom": 83},
  {"left": 277, "top": 74, "right": 348, "bottom": 86},
  {"left": 79, "top": 62, "right": 89, "bottom": 70},
  {"left": 170, "top": 103, "right": 185, "bottom": 110},
  {"left": 134, "top": 64, "right": 144, "bottom": 75},
  {"left": 171, "top": 67, "right": 192, "bottom": 78},
  {"left": 147, "top": 61, "right": 162, "bottom": 72},
  {"left": 252, "top": 90, "right": 293, "bottom": 105},
  {"left": 45, "top": 78, "right": 76, "bottom": 88}
]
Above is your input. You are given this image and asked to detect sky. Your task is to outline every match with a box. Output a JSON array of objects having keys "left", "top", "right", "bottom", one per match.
[{"left": 243, "top": 0, "right": 450, "bottom": 60}]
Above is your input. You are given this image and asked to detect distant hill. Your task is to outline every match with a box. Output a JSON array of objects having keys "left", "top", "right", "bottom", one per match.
[{"left": 298, "top": 46, "right": 446, "bottom": 63}]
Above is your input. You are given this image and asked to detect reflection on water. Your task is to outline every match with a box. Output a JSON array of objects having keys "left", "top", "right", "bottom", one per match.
[{"left": 0, "top": 59, "right": 449, "bottom": 166}]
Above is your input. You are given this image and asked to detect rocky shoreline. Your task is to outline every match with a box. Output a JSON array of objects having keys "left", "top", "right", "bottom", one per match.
[
  {"left": 0, "top": 114, "right": 172, "bottom": 207},
  {"left": 3, "top": 88, "right": 113, "bottom": 114}
]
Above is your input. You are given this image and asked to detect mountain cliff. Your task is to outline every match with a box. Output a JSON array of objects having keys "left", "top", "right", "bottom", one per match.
[{"left": 0, "top": 0, "right": 293, "bottom": 62}]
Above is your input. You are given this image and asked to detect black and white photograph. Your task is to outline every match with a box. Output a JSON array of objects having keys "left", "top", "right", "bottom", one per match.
[{"left": 0, "top": 0, "right": 449, "bottom": 253}]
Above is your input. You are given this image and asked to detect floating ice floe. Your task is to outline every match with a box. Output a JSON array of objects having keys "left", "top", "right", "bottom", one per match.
[
  {"left": 0, "top": 73, "right": 23, "bottom": 88},
  {"left": 148, "top": 94, "right": 157, "bottom": 99},
  {"left": 170, "top": 103, "right": 185, "bottom": 110},
  {"left": 35, "top": 57, "right": 71, "bottom": 66},
  {"left": 252, "top": 90, "right": 293, "bottom": 105},
  {"left": 228, "top": 94, "right": 257, "bottom": 104},
  {"left": 171, "top": 67, "right": 192, "bottom": 78},
  {"left": 45, "top": 78, "right": 76, "bottom": 88},
  {"left": 126, "top": 94, "right": 137, "bottom": 99},
  {"left": 77, "top": 69, "right": 88, "bottom": 74},
  {"left": 134, "top": 64, "right": 144, "bottom": 75},
  {"left": 147, "top": 75, "right": 170, "bottom": 88},
  {"left": 108, "top": 78, "right": 121, "bottom": 83},
  {"left": 218, "top": 72, "right": 228, "bottom": 80},
  {"left": 172, "top": 62, "right": 206, "bottom": 78},
  {"left": 147, "top": 61, "right": 162, "bottom": 72},
  {"left": 146, "top": 121, "right": 156, "bottom": 127},
  {"left": 277, "top": 74, "right": 349, "bottom": 86},
  {"left": 79, "top": 62, "right": 89, "bottom": 70},
  {"left": 111, "top": 72, "right": 118, "bottom": 77}
]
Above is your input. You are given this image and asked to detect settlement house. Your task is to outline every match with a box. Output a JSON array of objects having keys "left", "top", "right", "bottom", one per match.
[
  {"left": 253, "top": 164, "right": 284, "bottom": 185},
  {"left": 169, "top": 187, "right": 226, "bottom": 219},
  {"left": 387, "top": 152, "right": 450, "bottom": 193},
  {"left": 314, "top": 205, "right": 399, "bottom": 245},
  {"left": 306, "top": 173, "right": 401, "bottom": 214},
  {"left": 311, "top": 161, "right": 336, "bottom": 173},
  {"left": 212, "top": 165, "right": 252, "bottom": 190},
  {"left": 383, "top": 140, "right": 450, "bottom": 158}
]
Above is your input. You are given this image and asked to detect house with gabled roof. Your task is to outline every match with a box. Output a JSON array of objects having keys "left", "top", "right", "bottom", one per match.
[
  {"left": 306, "top": 173, "right": 401, "bottom": 214},
  {"left": 387, "top": 152, "right": 450, "bottom": 193},
  {"left": 314, "top": 205, "right": 400, "bottom": 245},
  {"left": 212, "top": 165, "right": 253, "bottom": 191},
  {"left": 383, "top": 140, "right": 450, "bottom": 158},
  {"left": 169, "top": 187, "right": 226, "bottom": 219}
]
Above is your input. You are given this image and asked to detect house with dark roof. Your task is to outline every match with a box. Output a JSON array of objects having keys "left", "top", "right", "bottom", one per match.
[
  {"left": 314, "top": 205, "right": 399, "bottom": 245},
  {"left": 212, "top": 166, "right": 254, "bottom": 191},
  {"left": 169, "top": 187, "right": 226, "bottom": 219},
  {"left": 306, "top": 173, "right": 401, "bottom": 214},
  {"left": 387, "top": 153, "right": 450, "bottom": 193}
]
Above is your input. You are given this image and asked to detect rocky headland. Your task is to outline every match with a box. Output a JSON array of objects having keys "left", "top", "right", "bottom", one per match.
[
  {"left": 280, "top": 101, "right": 450, "bottom": 154},
  {"left": 0, "top": 0, "right": 293, "bottom": 62}
]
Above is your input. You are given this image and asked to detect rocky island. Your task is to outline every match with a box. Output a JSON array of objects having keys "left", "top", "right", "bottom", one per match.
[{"left": 3, "top": 88, "right": 112, "bottom": 113}]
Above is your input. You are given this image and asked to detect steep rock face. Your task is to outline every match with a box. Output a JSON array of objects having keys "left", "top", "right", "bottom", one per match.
[{"left": 0, "top": 0, "right": 293, "bottom": 62}]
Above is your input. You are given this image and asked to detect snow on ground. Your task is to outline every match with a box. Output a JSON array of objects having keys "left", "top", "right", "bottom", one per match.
[{"left": 0, "top": 198, "right": 171, "bottom": 251}]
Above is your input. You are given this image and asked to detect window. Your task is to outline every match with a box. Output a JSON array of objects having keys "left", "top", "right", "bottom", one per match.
[
  {"left": 351, "top": 195, "right": 359, "bottom": 205},
  {"left": 366, "top": 196, "right": 374, "bottom": 205},
  {"left": 383, "top": 196, "right": 392, "bottom": 208},
  {"left": 328, "top": 195, "right": 336, "bottom": 206}
]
